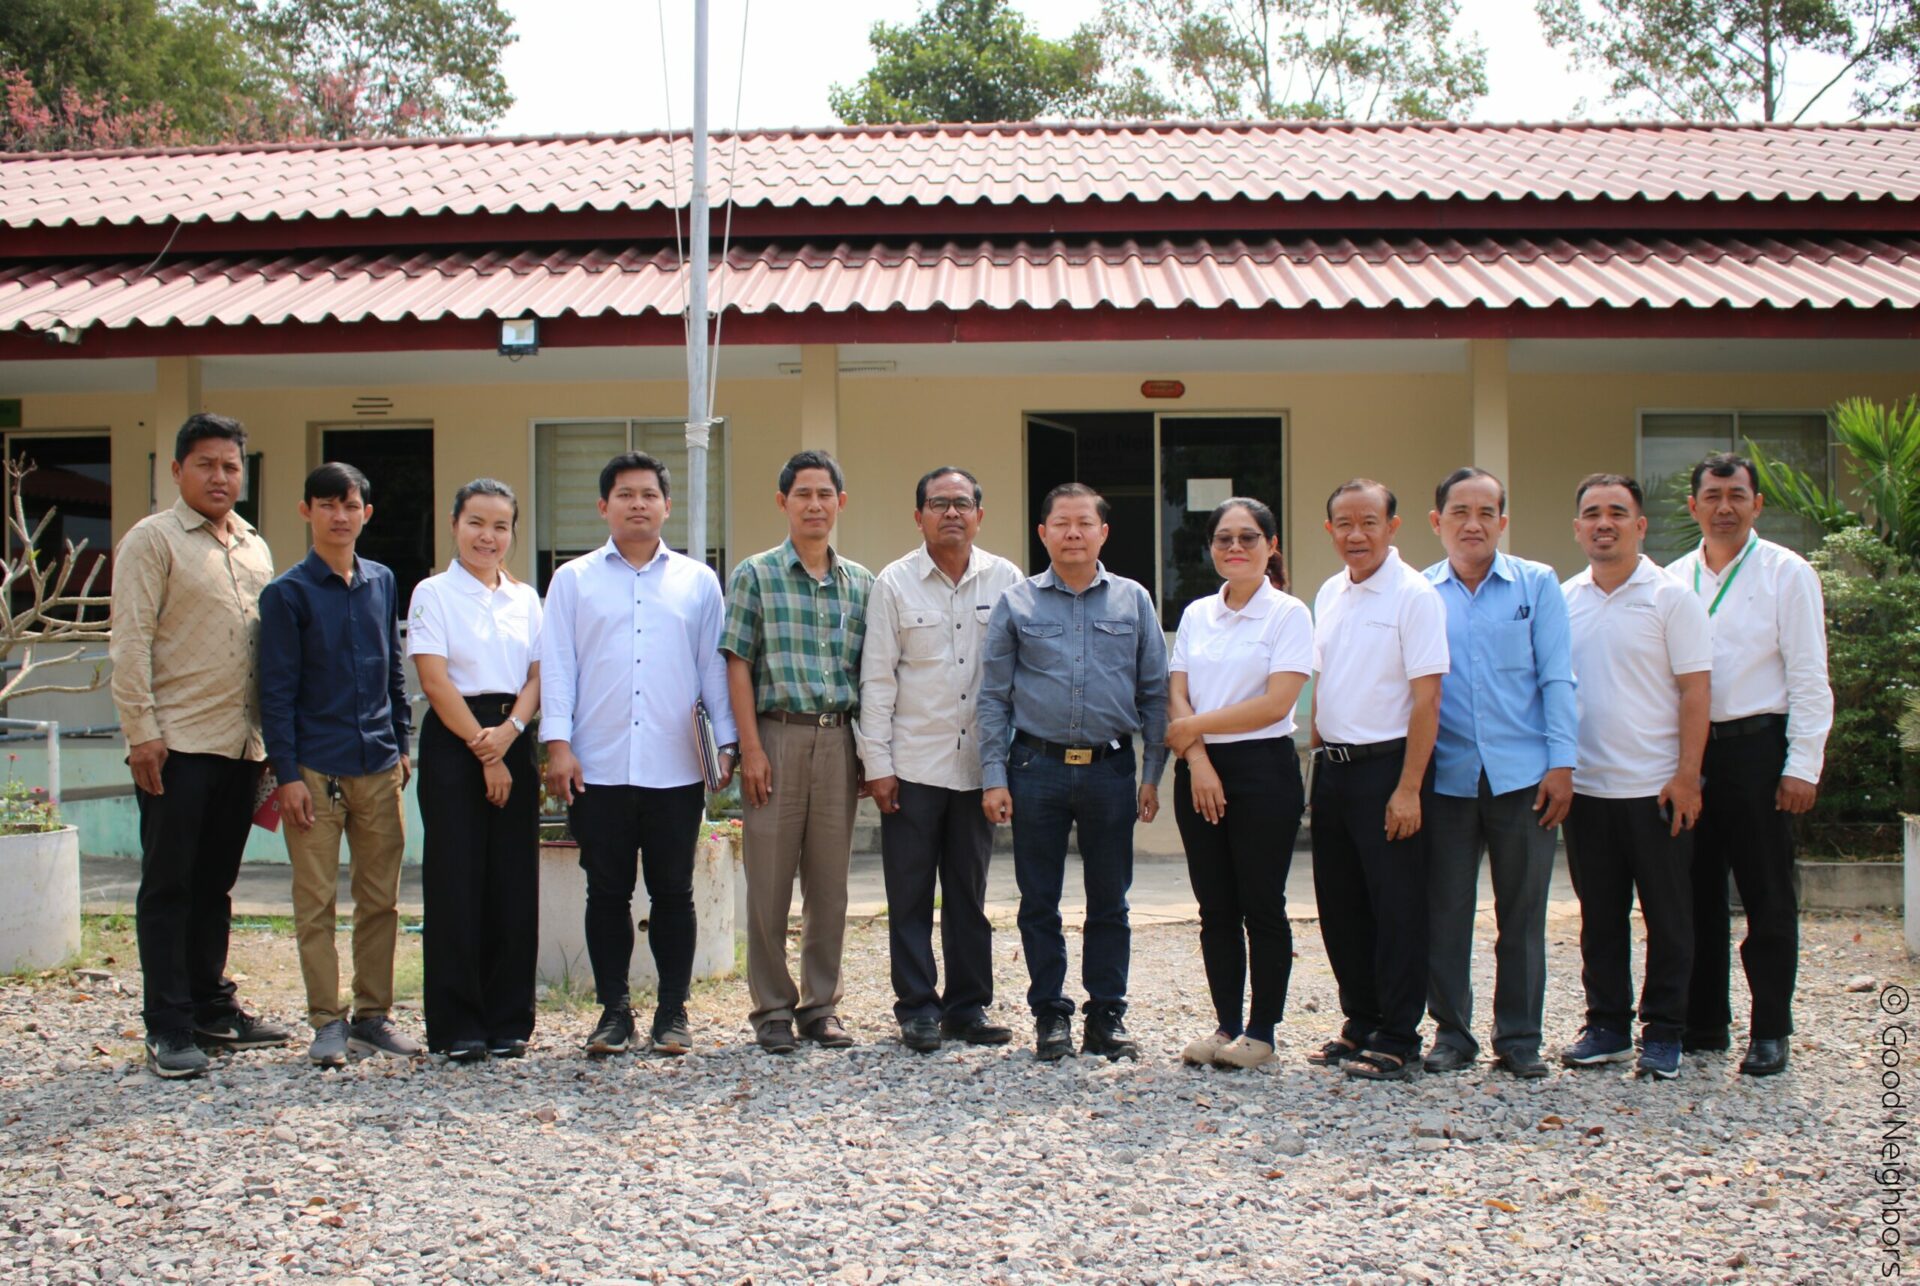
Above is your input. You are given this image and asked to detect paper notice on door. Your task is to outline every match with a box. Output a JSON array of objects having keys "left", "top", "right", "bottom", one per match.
[{"left": 1185, "top": 477, "right": 1234, "bottom": 511}]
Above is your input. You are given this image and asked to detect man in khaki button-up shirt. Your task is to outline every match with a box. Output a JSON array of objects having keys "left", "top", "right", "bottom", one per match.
[
  {"left": 856, "top": 466, "right": 1023, "bottom": 1053},
  {"left": 109, "top": 414, "right": 288, "bottom": 1080}
]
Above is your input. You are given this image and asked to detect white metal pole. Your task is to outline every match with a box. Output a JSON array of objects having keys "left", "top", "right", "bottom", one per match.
[
  {"left": 45, "top": 721, "right": 59, "bottom": 811},
  {"left": 685, "top": 0, "right": 711, "bottom": 567}
]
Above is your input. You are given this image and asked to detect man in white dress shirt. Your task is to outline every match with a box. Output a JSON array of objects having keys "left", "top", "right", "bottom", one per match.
[
  {"left": 857, "top": 467, "right": 1024, "bottom": 1053},
  {"left": 1672, "top": 453, "right": 1831, "bottom": 1077},
  {"left": 541, "top": 452, "right": 737, "bottom": 1059},
  {"left": 1307, "top": 479, "right": 1449, "bottom": 1082},
  {"left": 1559, "top": 473, "right": 1712, "bottom": 1081}
]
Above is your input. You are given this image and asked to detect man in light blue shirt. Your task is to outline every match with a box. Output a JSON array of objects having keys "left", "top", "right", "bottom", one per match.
[{"left": 1420, "top": 467, "right": 1576, "bottom": 1079}]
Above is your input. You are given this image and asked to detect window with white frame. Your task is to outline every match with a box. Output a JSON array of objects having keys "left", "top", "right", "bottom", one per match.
[
  {"left": 1638, "top": 410, "right": 1830, "bottom": 564},
  {"left": 533, "top": 419, "right": 727, "bottom": 592}
]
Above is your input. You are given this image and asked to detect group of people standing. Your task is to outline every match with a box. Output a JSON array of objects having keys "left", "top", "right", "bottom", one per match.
[{"left": 109, "top": 412, "right": 1828, "bottom": 1087}]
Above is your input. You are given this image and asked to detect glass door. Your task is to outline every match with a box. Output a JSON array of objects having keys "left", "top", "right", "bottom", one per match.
[{"left": 1156, "top": 414, "right": 1287, "bottom": 632}]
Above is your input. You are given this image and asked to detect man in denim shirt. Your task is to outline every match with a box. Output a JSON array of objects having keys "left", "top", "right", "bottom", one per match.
[
  {"left": 978, "top": 483, "right": 1168, "bottom": 1062},
  {"left": 1421, "top": 467, "right": 1577, "bottom": 1080}
]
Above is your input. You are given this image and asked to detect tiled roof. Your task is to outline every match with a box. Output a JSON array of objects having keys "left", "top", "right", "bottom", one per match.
[
  {"left": 4, "top": 123, "right": 1919, "bottom": 228},
  {"left": 5, "top": 237, "right": 1914, "bottom": 330}
]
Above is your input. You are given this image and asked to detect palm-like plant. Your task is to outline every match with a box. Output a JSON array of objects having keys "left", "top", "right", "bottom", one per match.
[{"left": 1748, "top": 396, "right": 1920, "bottom": 560}]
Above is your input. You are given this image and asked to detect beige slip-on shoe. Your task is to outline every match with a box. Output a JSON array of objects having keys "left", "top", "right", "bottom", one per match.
[
  {"left": 1182, "top": 1030, "right": 1235, "bottom": 1066},
  {"left": 1212, "top": 1035, "right": 1277, "bottom": 1070}
]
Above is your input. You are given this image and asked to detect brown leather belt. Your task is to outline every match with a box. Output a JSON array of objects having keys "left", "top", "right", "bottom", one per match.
[{"left": 762, "top": 709, "right": 851, "bottom": 728}]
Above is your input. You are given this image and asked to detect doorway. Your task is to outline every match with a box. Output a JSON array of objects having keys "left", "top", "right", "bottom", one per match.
[
  {"left": 5, "top": 433, "right": 112, "bottom": 620},
  {"left": 1024, "top": 411, "right": 1287, "bottom": 630},
  {"left": 317, "top": 426, "right": 435, "bottom": 618}
]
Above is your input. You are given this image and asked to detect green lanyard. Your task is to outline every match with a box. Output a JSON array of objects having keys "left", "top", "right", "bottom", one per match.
[{"left": 1693, "top": 531, "right": 1758, "bottom": 617}]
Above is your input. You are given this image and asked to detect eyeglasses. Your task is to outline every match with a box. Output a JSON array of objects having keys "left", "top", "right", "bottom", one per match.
[
  {"left": 923, "top": 498, "right": 978, "bottom": 515},
  {"left": 1210, "top": 531, "right": 1266, "bottom": 549}
]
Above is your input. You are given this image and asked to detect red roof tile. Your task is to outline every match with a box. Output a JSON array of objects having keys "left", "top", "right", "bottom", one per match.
[
  {"left": 5, "top": 236, "right": 1914, "bottom": 330},
  {"left": 4, "top": 123, "right": 1919, "bottom": 229}
]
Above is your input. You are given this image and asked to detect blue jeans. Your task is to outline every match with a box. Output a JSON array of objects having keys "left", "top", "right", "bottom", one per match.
[{"left": 1007, "top": 740, "right": 1137, "bottom": 1018}]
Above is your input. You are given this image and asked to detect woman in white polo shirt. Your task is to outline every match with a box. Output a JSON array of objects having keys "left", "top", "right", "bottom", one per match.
[
  {"left": 1167, "top": 498, "right": 1314, "bottom": 1070},
  {"left": 407, "top": 479, "right": 544, "bottom": 1062}
]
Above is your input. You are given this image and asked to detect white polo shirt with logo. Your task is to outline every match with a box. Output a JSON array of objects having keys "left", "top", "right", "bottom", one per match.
[{"left": 1311, "top": 546, "right": 1450, "bottom": 746}]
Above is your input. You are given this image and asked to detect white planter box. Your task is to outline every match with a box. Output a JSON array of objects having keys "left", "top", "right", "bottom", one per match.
[
  {"left": 537, "top": 829, "right": 738, "bottom": 990},
  {"left": 1906, "top": 815, "right": 1920, "bottom": 956},
  {"left": 0, "top": 826, "right": 80, "bottom": 971}
]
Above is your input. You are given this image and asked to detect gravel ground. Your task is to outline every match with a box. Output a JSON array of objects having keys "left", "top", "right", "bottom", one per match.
[{"left": 0, "top": 909, "right": 1904, "bottom": 1285}]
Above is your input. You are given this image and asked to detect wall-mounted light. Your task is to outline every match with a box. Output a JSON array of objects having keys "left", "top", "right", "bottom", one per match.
[{"left": 498, "top": 316, "right": 539, "bottom": 357}]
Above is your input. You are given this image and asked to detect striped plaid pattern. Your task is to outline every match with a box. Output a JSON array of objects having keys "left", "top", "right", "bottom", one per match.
[{"left": 721, "top": 540, "right": 874, "bottom": 714}]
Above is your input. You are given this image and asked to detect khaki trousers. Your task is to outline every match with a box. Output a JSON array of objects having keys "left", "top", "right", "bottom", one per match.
[
  {"left": 742, "top": 717, "right": 857, "bottom": 1033},
  {"left": 284, "top": 763, "right": 406, "bottom": 1027}
]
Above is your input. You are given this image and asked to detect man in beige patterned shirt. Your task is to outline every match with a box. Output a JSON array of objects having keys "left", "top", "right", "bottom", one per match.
[{"left": 110, "top": 414, "right": 291, "bottom": 1080}]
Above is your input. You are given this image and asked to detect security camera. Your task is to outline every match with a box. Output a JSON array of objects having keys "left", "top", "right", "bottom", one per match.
[{"left": 43, "top": 323, "right": 82, "bottom": 346}]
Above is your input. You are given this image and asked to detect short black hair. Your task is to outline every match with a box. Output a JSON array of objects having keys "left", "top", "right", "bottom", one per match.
[
  {"left": 453, "top": 477, "right": 518, "bottom": 523},
  {"left": 916, "top": 466, "right": 982, "bottom": 510},
  {"left": 1574, "top": 472, "right": 1645, "bottom": 512},
  {"left": 1691, "top": 452, "right": 1760, "bottom": 495},
  {"left": 174, "top": 413, "right": 247, "bottom": 463},
  {"left": 600, "top": 451, "right": 671, "bottom": 501},
  {"left": 781, "top": 449, "right": 844, "bottom": 495},
  {"left": 1039, "top": 482, "right": 1109, "bottom": 523},
  {"left": 1326, "top": 477, "right": 1396, "bottom": 520},
  {"left": 1434, "top": 466, "right": 1507, "bottom": 515},
  {"left": 304, "top": 461, "right": 370, "bottom": 505}
]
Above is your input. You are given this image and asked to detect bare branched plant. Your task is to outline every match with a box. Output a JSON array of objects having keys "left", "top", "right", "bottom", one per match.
[{"left": 0, "top": 462, "right": 111, "bottom": 706}]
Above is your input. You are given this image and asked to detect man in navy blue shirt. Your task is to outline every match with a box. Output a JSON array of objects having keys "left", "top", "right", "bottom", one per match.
[
  {"left": 1421, "top": 468, "right": 1577, "bottom": 1080},
  {"left": 259, "top": 463, "right": 421, "bottom": 1069}
]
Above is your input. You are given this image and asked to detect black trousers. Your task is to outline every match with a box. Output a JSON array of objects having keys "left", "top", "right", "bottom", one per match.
[
  {"left": 418, "top": 702, "right": 539, "bottom": 1051},
  {"left": 1563, "top": 794, "right": 1693, "bottom": 1042},
  {"left": 1309, "top": 750, "right": 1431, "bottom": 1059},
  {"left": 1174, "top": 738, "right": 1304, "bottom": 1034},
  {"left": 134, "top": 751, "right": 259, "bottom": 1035},
  {"left": 879, "top": 779, "right": 994, "bottom": 1023},
  {"left": 569, "top": 781, "right": 707, "bottom": 1009},
  {"left": 1690, "top": 725, "right": 1799, "bottom": 1039}
]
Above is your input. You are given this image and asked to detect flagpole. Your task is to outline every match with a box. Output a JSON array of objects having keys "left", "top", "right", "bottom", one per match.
[{"left": 685, "top": 0, "right": 711, "bottom": 567}]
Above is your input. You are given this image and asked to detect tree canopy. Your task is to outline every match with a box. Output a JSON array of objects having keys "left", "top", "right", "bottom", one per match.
[
  {"left": 829, "top": 0, "right": 1102, "bottom": 124},
  {"left": 1537, "top": 0, "right": 1920, "bottom": 121}
]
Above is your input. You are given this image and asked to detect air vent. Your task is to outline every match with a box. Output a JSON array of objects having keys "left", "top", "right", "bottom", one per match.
[{"left": 352, "top": 395, "right": 393, "bottom": 417}]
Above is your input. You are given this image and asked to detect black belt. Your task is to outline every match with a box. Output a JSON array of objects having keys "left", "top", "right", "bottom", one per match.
[
  {"left": 763, "top": 709, "right": 851, "bottom": 728},
  {"left": 463, "top": 695, "right": 516, "bottom": 717},
  {"left": 1014, "top": 731, "right": 1131, "bottom": 765},
  {"left": 1711, "top": 712, "right": 1787, "bottom": 740},
  {"left": 1314, "top": 737, "right": 1408, "bottom": 765}
]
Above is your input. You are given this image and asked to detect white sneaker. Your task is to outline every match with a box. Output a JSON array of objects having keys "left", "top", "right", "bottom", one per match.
[
  {"left": 1181, "top": 1030, "right": 1235, "bottom": 1066},
  {"left": 1212, "top": 1035, "right": 1276, "bottom": 1070}
]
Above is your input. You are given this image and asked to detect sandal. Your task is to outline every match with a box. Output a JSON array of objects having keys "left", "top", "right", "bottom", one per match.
[
  {"left": 1343, "top": 1049, "right": 1415, "bottom": 1081},
  {"left": 1307, "top": 1037, "right": 1359, "bottom": 1066}
]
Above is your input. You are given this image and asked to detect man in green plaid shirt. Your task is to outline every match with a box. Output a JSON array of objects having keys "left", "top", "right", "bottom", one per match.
[{"left": 723, "top": 449, "right": 874, "bottom": 1054}]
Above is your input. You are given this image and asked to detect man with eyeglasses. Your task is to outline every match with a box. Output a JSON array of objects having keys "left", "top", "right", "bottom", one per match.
[{"left": 857, "top": 467, "right": 1024, "bottom": 1053}]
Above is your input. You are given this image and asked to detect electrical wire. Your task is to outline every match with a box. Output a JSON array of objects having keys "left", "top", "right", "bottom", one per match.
[{"left": 707, "top": 0, "right": 751, "bottom": 422}]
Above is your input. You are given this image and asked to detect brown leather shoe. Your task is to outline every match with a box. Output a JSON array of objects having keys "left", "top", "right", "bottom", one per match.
[{"left": 800, "top": 1015, "right": 854, "bottom": 1048}]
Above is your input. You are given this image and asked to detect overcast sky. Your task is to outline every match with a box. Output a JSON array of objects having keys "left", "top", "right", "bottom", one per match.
[{"left": 493, "top": 0, "right": 1858, "bottom": 135}]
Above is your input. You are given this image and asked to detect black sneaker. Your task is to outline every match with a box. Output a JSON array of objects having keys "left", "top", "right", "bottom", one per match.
[
  {"left": 1035, "top": 1014, "right": 1073, "bottom": 1062},
  {"left": 1082, "top": 1011, "right": 1139, "bottom": 1062},
  {"left": 649, "top": 1007, "right": 692, "bottom": 1056},
  {"left": 486, "top": 1038, "right": 528, "bottom": 1059},
  {"left": 585, "top": 1003, "right": 634, "bottom": 1056},
  {"left": 192, "top": 1009, "right": 292, "bottom": 1050},
  {"left": 145, "top": 1030, "right": 209, "bottom": 1080},
  {"left": 448, "top": 1039, "right": 490, "bottom": 1063}
]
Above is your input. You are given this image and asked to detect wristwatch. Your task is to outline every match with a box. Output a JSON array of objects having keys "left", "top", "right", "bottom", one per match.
[
  {"left": 720, "top": 743, "right": 739, "bottom": 760},
  {"left": 508, "top": 715, "right": 527, "bottom": 734}
]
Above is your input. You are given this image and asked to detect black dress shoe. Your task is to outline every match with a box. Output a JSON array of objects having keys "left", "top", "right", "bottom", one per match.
[
  {"left": 1081, "top": 1011, "right": 1139, "bottom": 1061},
  {"left": 1494, "top": 1049, "right": 1549, "bottom": 1079},
  {"left": 487, "top": 1038, "right": 528, "bottom": 1059},
  {"left": 941, "top": 1014, "right": 1013, "bottom": 1046},
  {"left": 1739, "top": 1037, "right": 1789, "bottom": 1077},
  {"left": 447, "top": 1039, "right": 489, "bottom": 1063},
  {"left": 1683, "top": 1028, "right": 1731, "bottom": 1053},
  {"left": 1035, "top": 1014, "right": 1073, "bottom": 1061},
  {"left": 1423, "top": 1043, "right": 1476, "bottom": 1074},
  {"left": 899, "top": 1017, "right": 942, "bottom": 1053}
]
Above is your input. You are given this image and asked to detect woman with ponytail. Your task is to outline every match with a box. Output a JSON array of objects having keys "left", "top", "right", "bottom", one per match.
[{"left": 1166, "top": 498, "right": 1312, "bottom": 1069}]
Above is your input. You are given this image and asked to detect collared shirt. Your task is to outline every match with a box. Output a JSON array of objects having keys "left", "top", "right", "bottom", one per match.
[
  {"left": 977, "top": 562, "right": 1169, "bottom": 790},
  {"left": 721, "top": 539, "right": 874, "bottom": 714},
  {"left": 109, "top": 498, "right": 274, "bottom": 759},
  {"left": 1562, "top": 555, "right": 1714, "bottom": 799},
  {"left": 1311, "top": 547, "right": 1450, "bottom": 745},
  {"left": 1669, "top": 535, "right": 1832, "bottom": 783},
  {"left": 856, "top": 543, "right": 1025, "bottom": 790},
  {"left": 1169, "top": 579, "right": 1313, "bottom": 743},
  {"left": 539, "top": 540, "right": 738, "bottom": 789},
  {"left": 406, "top": 561, "right": 544, "bottom": 697},
  {"left": 1422, "top": 550, "right": 1579, "bottom": 798},
  {"left": 259, "top": 550, "right": 410, "bottom": 783}
]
